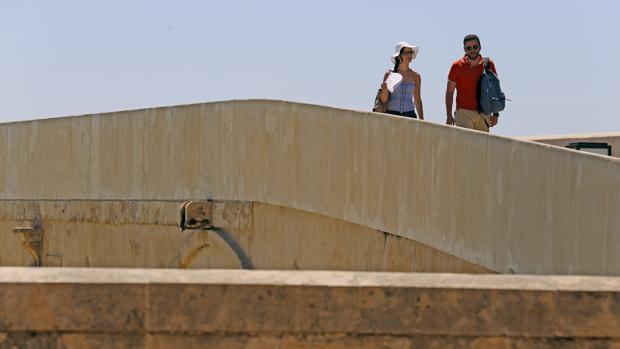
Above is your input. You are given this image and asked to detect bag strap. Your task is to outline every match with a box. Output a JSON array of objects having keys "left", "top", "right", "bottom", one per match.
[
  {"left": 382, "top": 70, "right": 391, "bottom": 83},
  {"left": 483, "top": 57, "right": 490, "bottom": 72}
]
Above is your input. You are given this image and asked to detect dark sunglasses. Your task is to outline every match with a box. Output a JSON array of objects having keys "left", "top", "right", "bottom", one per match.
[{"left": 465, "top": 45, "right": 480, "bottom": 52}]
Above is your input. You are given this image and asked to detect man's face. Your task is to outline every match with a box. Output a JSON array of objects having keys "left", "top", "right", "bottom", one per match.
[{"left": 463, "top": 40, "right": 481, "bottom": 60}]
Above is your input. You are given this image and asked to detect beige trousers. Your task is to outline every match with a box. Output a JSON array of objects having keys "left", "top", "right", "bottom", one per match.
[{"left": 456, "top": 109, "right": 490, "bottom": 132}]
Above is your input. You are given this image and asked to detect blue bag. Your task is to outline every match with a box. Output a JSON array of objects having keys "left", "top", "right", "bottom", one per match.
[{"left": 478, "top": 58, "right": 506, "bottom": 115}]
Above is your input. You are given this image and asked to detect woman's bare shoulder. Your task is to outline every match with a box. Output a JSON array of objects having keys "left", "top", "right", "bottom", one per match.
[{"left": 411, "top": 70, "right": 422, "bottom": 81}]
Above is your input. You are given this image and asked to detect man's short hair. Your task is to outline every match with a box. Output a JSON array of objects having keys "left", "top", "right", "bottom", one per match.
[{"left": 463, "top": 34, "right": 480, "bottom": 45}]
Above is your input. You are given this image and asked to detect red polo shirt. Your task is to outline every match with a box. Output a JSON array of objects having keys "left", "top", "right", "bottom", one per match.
[{"left": 448, "top": 55, "right": 497, "bottom": 111}]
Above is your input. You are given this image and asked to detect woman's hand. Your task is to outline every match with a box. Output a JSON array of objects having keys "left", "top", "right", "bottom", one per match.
[
  {"left": 379, "top": 71, "right": 390, "bottom": 104},
  {"left": 381, "top": 82, "right": 388, "bottom": 93}
]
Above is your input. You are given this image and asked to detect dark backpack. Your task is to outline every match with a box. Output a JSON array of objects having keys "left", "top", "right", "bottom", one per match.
[{"left": 478, "top": 58, "right": 505, "bottom": 115}]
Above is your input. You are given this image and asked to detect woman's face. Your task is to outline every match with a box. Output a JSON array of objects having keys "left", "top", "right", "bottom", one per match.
[{"left": 400, "top": 48, "right": 414, "bottom": 64}]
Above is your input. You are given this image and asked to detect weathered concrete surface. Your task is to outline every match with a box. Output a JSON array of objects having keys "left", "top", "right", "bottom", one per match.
[
  {"left": 0, "top": 100, "right": 619, "bottom": 275},
  {"left": 523, "top": 132, "right": 620, "bottom": 157},
  {"left": 0, "top": 200, "right": 488, "bottom": 273},
  {"left": 2, "top": 333, "right": 620, "bottom": 349},
  {"left": 1, "top": 268, "right": 620, "bottom": 348}
]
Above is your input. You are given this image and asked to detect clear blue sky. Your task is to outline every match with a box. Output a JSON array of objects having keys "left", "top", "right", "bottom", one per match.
[{"left": 0, "top": 1, "right": 618, "bottom": 136}]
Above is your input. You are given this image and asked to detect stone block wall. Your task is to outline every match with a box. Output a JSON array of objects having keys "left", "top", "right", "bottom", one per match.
[{"left": 1, "top": 268, "right": 620, "bottom": 348}]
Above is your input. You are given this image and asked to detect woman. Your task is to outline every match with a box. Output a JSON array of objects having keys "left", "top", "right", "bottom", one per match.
[{"left": 379, "top": 41, "right": 424, "bottom": 120}]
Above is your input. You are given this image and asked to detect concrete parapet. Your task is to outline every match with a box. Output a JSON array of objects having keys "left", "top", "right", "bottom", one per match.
[
  {"left": 1, "top": 100, "right": 619, "bottom": 275},
  {"left": 1, "top": 268, "right": 620, "bottom": 348}
]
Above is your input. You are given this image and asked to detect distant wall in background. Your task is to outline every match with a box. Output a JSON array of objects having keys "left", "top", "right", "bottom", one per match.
[{"left": 523, "top": 133, "right": 620, "bottom": 158}]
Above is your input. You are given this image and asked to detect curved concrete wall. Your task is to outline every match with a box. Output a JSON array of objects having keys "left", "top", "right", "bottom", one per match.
[
  {"left": 1, "top": 100, "right": 619, "bottom": 275},
  {"left": 0, "top": 200, "right": 489, "bottom": 273}
]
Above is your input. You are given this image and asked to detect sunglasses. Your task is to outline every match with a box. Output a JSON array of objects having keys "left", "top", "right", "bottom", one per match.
[
  {"left": 402, "top": 50, "right": 414, "bottom": 55},
  {"left": 465, "top": 45, "right": 480, "bottom": 52}
]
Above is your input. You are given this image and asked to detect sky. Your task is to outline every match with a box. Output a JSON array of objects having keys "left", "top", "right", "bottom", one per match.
[{"left": 0, "top": 0, "right": 618, "bottom": 137}]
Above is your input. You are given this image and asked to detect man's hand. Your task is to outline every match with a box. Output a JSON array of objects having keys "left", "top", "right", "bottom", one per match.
[
  {"left": 446, "top": 113, "right": 455, "bottom": 125},
  {"left": 489, "top": 115, "right": 498, "bottom": 126}
]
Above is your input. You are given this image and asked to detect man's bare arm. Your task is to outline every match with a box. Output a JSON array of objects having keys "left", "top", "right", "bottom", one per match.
[{"left": 445, "top": 81, "right": 456, "bottom": 125}]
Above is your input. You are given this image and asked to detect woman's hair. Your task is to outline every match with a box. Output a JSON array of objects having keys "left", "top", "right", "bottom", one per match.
[{"left": 392, "top": 48, "right": 404, "bottom": 72}]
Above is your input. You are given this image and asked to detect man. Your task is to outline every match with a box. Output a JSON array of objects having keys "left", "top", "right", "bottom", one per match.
[{"left": 445, "top": 34, "right": 499, "bottom": 132}]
